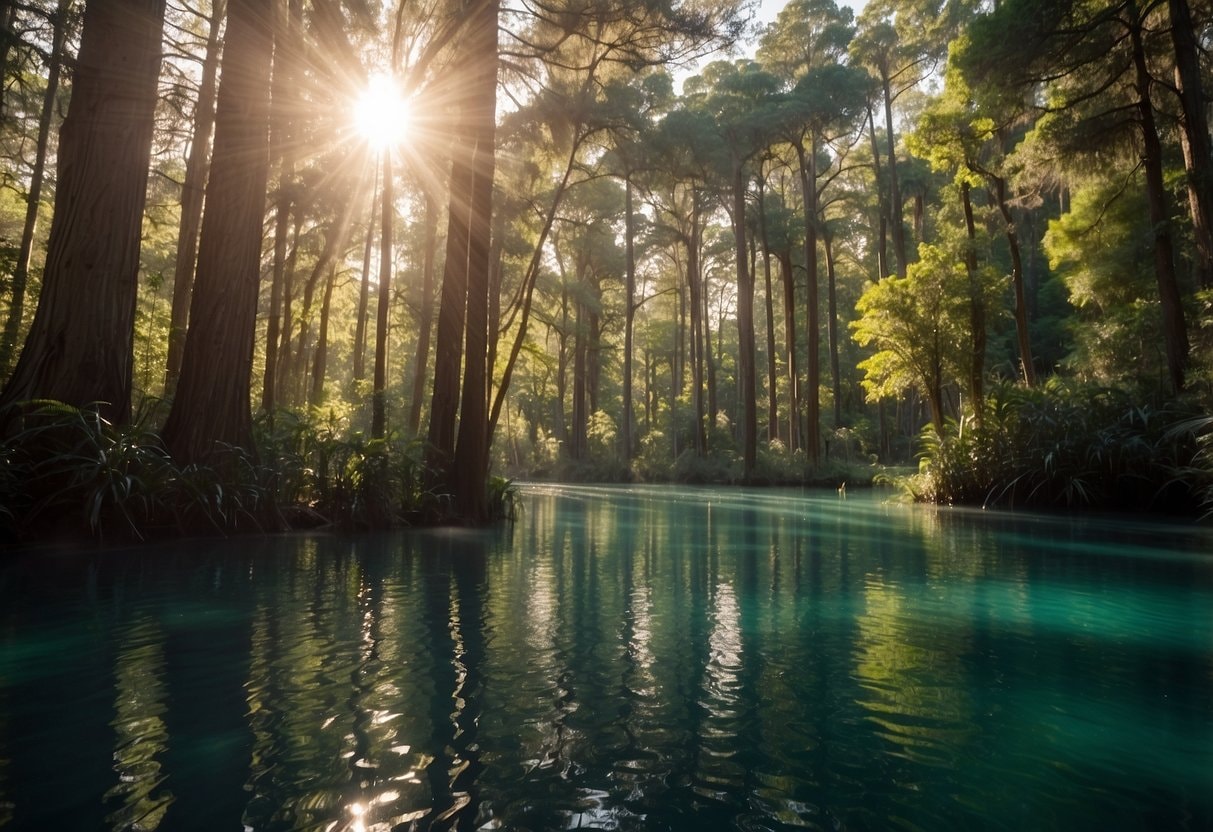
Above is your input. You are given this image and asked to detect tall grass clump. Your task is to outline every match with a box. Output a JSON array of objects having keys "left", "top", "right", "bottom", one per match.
[
  {"left": 908, "top": 380, "right": 1211, "bottom": 513},
  {"left": 0, "top": 400, "right": 269, "bottom": 541},
  {"left": 1, "top": 402, "right": 520, "bottom": 543}
]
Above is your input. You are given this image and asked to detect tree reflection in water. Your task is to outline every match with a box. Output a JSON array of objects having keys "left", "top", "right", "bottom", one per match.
[{"left": 0, "top": 486, "right": 1210, "bottom": 830}]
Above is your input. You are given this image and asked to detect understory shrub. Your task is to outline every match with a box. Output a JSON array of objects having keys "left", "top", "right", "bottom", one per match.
[
  {"left": 1, "top": 402, "right": 518, "bottom": 543},
  {"left": 0, "top": 400, "right": 270, "bottom": 541},
  {"left": 909, "top": 381, "right": 1212, "bottom": 513}
]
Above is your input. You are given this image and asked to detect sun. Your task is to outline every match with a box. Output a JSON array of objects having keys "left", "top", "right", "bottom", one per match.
[{"left": 353, "top": 72, "right": 411, "bottom": 150}]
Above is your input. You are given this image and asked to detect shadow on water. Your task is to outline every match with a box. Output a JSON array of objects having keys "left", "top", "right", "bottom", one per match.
[{"left": 0, "top": 485, "right": 1211, "bottom": 830}]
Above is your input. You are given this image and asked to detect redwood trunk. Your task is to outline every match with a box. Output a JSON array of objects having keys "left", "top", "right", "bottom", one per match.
[
  {"left": 0, "top": 0, "right": 166, "bottom": 427},
  {"left": 164, "top": 0, "right": 224, "bottom": 393},
  {"left": 162, "top": 0, "right": 272, "bottom": 464},
  {"left": 1169, "top": 0, "right": 1213, "bottom": 289},
  {"left": 1130, "top": 7, "right": 1189, "bottom": 392}
]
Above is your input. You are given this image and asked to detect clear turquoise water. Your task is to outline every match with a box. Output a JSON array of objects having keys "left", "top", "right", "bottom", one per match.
[{"left": 0, "top": 484, "right": 1211, "bottom": 830}]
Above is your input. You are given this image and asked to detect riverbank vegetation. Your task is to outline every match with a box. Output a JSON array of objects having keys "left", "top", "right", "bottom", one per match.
[{"left": 1, "top": 0, "right": 1211, "bottom": 541}]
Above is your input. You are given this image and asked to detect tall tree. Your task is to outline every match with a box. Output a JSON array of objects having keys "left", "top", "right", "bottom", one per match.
[
  {"left": 406, "top": 188, "right": 439, "bottom": 435},
  {"left": 259, "top": 0, "right": 301, "bottom": 415},
  {"left": 702, "top": 60, "right": 781, "bottom": 481},
  {"left": 163, "top": 0, "right": 224, "bottom": 393},
  {"left": 963, "top": 0, "right": 1190, "bottom": 392},
  {"left": 1167, "top": 0, "right": 1213, "bottom": 289},
  {"left": 161, "top": 0, "right": 272, "bottom": 464},
  {"left": 371, "top": 149, "right": 394, "bottom": 438},
  {"left": 0, "top": 0, "right": 71, "bottom": 377},
  {"left": 0, "top": 0, "right": 166, "bottom": 426}
]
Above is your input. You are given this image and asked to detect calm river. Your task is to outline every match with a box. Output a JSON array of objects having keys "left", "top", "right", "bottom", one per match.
[{"left": 1, "top": 484, "right": 1211, "bottom": 830}]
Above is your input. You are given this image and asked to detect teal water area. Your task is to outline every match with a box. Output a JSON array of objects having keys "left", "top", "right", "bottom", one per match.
[{"left": 0, "top": 484, "right": 1210, "bottom": 830}]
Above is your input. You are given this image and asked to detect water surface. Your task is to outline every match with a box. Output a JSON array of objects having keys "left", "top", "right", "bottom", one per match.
[{"left": 1, "top": 484, "right": 1211, "bottom": 830}]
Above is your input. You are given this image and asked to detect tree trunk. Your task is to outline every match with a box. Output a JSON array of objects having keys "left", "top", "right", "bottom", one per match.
[
  {"left": 732, "top": 155, "right": 757, "bottom": 481},
  {"left": 163, "top": 0, "right": 224, "bottom": 394},
  {"left": 372, "top": 150, "right": 394, "bottom": 438},
  {"left": 571, "top": 292, "right": 588, "bottom": 460},
  {"left": 991, "top": 173, "right": 1035, "bottom": 386},
  {"left": 426, "top": 147, "right": 472, "bottom": 483},
  {"left": 407, "top": 188, "right": 438, "bottom": 434},
  {"left": 309, "top": 263, "right": 337, "bottom": 407},
  {"left": 881, "top": 67, "right": 907, "bottom": 278},
  {"left": 451, "top": 0, "right": 499, "bottom": 521},
  {"left": 487, "top": 132, "right": 583, "bottom": 440},
  {"left": 0, "top": 0, "right": 70, "bottom": 378},
  {"left": 795, "top": 140, "right": 820, "bottom": 466},
  {"left": 757, "top": 175, "right": 778, "bottom": 444},
  {"left": 259, "top": 0, "right": 301, "bottom": 415},
  {"left": 162, "top": 0, "right": 271, "bottom": 464},
  {"left": 686, "top": 199, "right": 707, "bottom": 456},
  {"left": 1169, "top": 0, "right": 1213, "bottom": 289},
  {"left": 779, "top": 251, "right": 798, "bottom": 451},
  {"left": 867, "top": 102, "right": 889, "bottom": 281},
  {"left": 1129, "top": 6, "right": 1189, "bottom": 392},
  {"left": 824, "top": 230, "right": 842, "bottom": 429},
  {"left": 352, "top": 166, "right": 378, "bottom": 381},
  {"left": 291, "top": 186, "right": 356, "bottom": 404},
  {"left": 622, "top": 177, "right": 636, "bottom": 461},
  {"left": 0, "top": 0, "right": 166, "bottom": 428},
  {"left": 0, "top": 0, "right": 15, "bottom": 127},
  {"left": 961, "top": 181, "right": 985, "bottom": 424}
]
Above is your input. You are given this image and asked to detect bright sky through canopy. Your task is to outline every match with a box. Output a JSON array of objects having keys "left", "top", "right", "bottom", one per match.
[{"left": 354, "top": 72, "right": 411, "bottom": 149}]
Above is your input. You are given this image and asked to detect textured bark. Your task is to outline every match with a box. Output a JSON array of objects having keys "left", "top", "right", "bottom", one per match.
[
  {"left": 162, "top": 0, "right": 272, "bottom": 464},
  {"left": 164, "top": 0, "right": 224, "bottom": 394},
  {"left": 1169, "top": 0, "right": 1213, "bottom": 289},
  {"left": 0, "top": 0, "right": 166, "bottom": 426},
  {"left": 0, "top": 0, "right": 70, "bottom": 378},
  {"left": 450, "top": 0, "right": 498, "bottom": 521}
]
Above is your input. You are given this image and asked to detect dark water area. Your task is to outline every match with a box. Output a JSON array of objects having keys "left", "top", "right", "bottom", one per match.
[{"left": 0, "top": 484, "right": 1211, "bottom": 831}]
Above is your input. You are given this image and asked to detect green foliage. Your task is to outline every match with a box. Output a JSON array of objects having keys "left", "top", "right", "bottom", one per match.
[
  {"left": 852, "top": 244, "right": 972, "bottom": 426},
  {"left": 254, "top": 409, "right": 434, "bottom": 529},
  {"left": 0, "top": 400, "right": 268, "bottom": 542},
  {"left": 906, "top": 381, "right": 1211, "bottom": 512},
  {"left": 1044, "top": 177, "right": 1163, "bottom": 387},
  {"left": 0, "top": 401, "right": 522, "bottom": 542}
]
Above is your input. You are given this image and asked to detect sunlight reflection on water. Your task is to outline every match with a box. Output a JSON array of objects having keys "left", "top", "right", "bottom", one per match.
[{"left": 0, "top": 486, "right": 1210, "bottom": 830}]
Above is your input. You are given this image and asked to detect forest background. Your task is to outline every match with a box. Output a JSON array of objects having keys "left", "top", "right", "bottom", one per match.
[{"left": 0, "top": 0, "right": 1211, "bottom": 538}]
